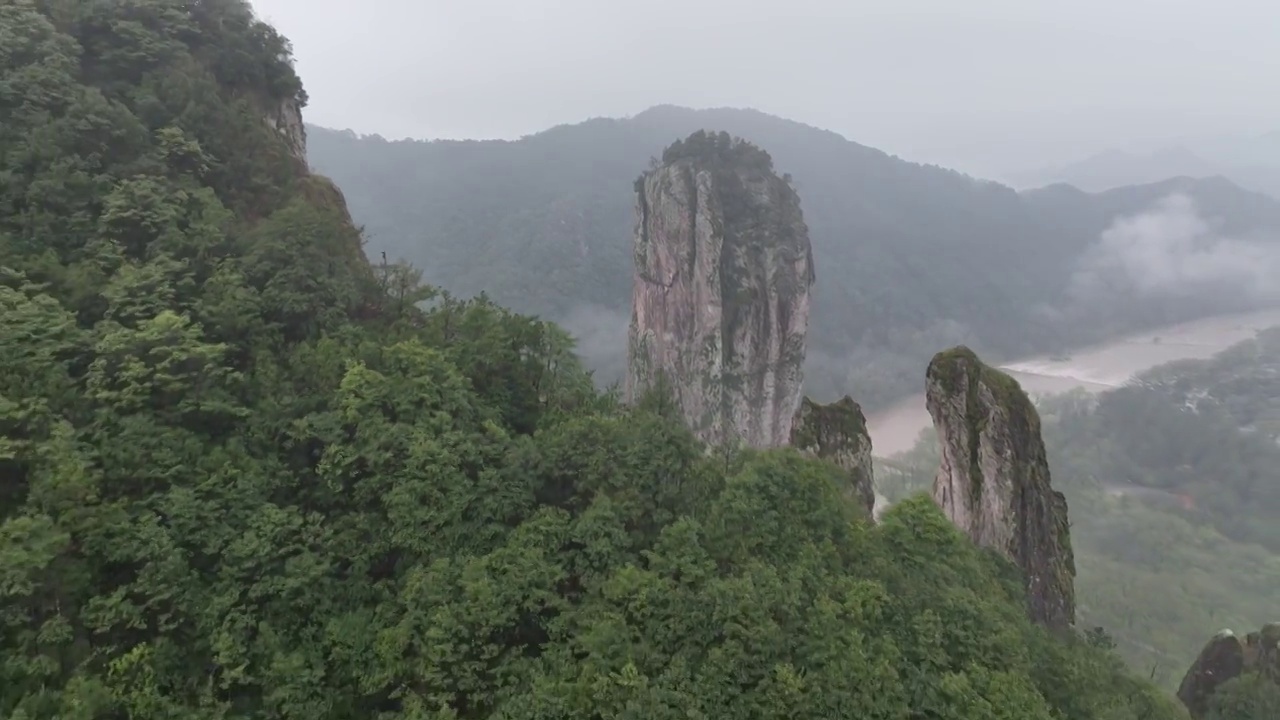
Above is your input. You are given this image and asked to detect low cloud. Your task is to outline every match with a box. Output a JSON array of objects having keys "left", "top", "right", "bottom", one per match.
[
  {"left": 1070, "top": 193, "right": 1280, "bottom": 304},
  {"left": 558, "top": 303, "right": 630, "bottom": 386}
]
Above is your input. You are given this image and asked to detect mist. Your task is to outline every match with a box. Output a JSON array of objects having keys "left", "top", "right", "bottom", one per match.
[
  {"left": 558, "top": 303, "right": 630, "bottom": 386},
  {"left": 1070, "top": 193, "right": 1280, "bottom": 306}
]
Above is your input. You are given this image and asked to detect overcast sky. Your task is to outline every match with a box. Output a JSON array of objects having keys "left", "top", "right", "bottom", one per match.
[{"left": 249, "top": 0, "right": 1280, "bottom": 179}]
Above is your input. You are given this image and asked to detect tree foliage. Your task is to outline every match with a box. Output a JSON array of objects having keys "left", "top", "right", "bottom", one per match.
[
  {"left": 0, "top": 2, "right": 1189, "bottom": 718},
  {"left": 1205, "top": 675, "right": 1280, "bottom": 720}
]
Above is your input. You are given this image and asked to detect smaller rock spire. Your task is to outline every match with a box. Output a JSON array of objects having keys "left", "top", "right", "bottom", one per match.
[
  {"left": 790, "top": 396, "right": 875, "bottom": 515},
  {"left": 1178, "top": 623, "right": 1280, "bottom": 719},
  {"left": 925, "top": 346, "right": 1076, "bottom": 631}
]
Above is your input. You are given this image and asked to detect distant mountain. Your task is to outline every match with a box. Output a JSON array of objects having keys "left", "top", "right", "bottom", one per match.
[
  {"left": 1017, "top": 147, "right": 1219, "bottom": 191},
  {"left": 1017, "top": 143, "right": 1280, "bottom": 200},
  {"left": 306, "top": 106, "right": 1280, "bottom": 410},
  {"left": 1190, "top": 130, "right": 1280, "bottom": 168}
]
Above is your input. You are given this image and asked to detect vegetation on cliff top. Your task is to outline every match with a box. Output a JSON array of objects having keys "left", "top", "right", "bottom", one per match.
[
  {"left": 638, "top": 128, "right": 790, "bottom": 222},
  {"left": 659, "top": 129, "right": 779, "bottom": 172},
  {"left": 790, "top": 396, "right": 869, "bottom": 452},
  {"left": 0, "top": 1, "right": 1189, "bottom": 717},
  {"left": 637, "top": 130, "right": 804, "bottom": 242}
]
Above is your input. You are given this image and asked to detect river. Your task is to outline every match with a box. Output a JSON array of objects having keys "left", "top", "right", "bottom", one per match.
[{"left": 866, "top": 307, "right": 1280, "bottom": 458}]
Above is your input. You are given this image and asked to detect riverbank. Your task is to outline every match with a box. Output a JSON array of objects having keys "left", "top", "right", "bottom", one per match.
[{"left": 866, "top": 307, "right": 1280, "bottom": 457}]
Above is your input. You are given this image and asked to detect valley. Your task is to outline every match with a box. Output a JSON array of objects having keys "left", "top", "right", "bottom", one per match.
[
  {"left": 6, "top": 0, "right": 1280, "bottom": 713},
  {"left": 868, "top": 306, "right": 1280, "bottom": 456}
]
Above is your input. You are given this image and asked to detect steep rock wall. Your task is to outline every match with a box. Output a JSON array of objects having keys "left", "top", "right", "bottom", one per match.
[
  {"left": 626, "top": 132, "right": 814, "bottom": 449},
  {"left": 266, "top": 98, "right": 307, "bottom": 162},
  {"left": 926, "top": 346, "right": 1076, "bottom": 630}
]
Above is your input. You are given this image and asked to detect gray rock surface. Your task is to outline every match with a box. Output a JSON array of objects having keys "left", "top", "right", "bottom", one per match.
[
  {"left": 926, "top": 346, "right": 1076, "bottom": 630},
  {"left": 626, "top": 131, "right": 814, "bottom": 449},
  {"left": 266, "top": 98, "right": 307, "bottom": 161}
]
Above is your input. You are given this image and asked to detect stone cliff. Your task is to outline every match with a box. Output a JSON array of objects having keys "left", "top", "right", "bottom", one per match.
[
  {"left": 265, "top": 97, "right": 307, "bottom": 162},
  {"left": 925, "top": 346, "right": 1076, "bottom": 630},
  {"left": 626, "top": 130, "right": 814, "bottom": 449},
  {"left": 790, "top": 396, "right": 875, "bottom": 515},
  {"left": 1178, "top": 624, "right": 1280, "bottom": 719}
]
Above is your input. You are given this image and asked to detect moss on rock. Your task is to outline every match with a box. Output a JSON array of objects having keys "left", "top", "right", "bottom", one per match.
[
  {"left": 925, "top": 345, "right": 1075, "bottom": 632},
  {"left": 790, "top": 396, "right": 874, "bottom": 514}
]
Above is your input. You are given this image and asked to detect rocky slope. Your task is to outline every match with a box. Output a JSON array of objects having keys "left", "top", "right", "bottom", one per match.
[
  {"left": 926, "top": 347, "right": 1076, "bottom": 630},
  {"left": 626, "top": 131, "right": 814, "bottom": 449},
  {"left": 790, "top": 397, "right": 875, "bottom": 515}
]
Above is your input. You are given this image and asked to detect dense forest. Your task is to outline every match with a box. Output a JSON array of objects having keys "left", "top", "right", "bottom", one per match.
[
  {"left": 308, "top": 109, "right": 1280, "bottom": 410},
  {"left": 0, "top": 0, "right": 1201, "bottom": 717},
  {"left": 880, "top": 328, "right": 1280, "bottom": 702}
]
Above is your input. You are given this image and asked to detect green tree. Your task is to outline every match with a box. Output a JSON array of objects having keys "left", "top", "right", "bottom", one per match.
[
  {"left": 0, "top": 2, "right": 1195, "bottom": 718},
  {"left": 1206, "top": 675, "right": 1280, "bottom": 720}
]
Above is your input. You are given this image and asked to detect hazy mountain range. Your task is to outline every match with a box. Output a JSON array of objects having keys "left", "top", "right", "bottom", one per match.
[
  {"left": 306, "top": 105, "right": 1280, "bottom": 411},
  {"left": 1013, "top": 132, "right": 1280, "bottom": 199}
]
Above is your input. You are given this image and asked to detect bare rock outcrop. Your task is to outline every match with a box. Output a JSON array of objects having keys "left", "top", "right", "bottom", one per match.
[
  {"left": 790, "top": 396, "right": 875, "bottom": 515},
  {"left": 925, "top": 346, "right": 1076, "bottom": 630},
  {"left": 265, "top": 97, "right": 307, "bottom": 161},
  {"left": 626, "top": 130, "right": 814, "bottom": 449},
  {"left": 1178, "top": 624, "right": 1280, "bottom": 718}
]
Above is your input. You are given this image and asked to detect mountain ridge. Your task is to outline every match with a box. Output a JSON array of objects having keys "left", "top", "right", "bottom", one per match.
[
  {"left": 306, "top": 104, "right": 1280, "bottom": 410},
  {"left": 1016, "top": 139, "right": 1280, "bottom": 201}
]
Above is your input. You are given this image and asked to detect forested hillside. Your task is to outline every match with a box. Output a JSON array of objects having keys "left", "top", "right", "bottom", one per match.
[
  {"left": 880, "top": 328, "right": 1280, "bottom": 698},
  {"left": 0, "top": 0, "right": 1191, "bottom": 717},
  {"left": 308, "top": 107, "right": 1280, "bottom": 410}
]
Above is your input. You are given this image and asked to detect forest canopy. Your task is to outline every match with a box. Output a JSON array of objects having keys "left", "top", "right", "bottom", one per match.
[{"left": 0, "top": 0, "right": 1192, "bottom": 717}]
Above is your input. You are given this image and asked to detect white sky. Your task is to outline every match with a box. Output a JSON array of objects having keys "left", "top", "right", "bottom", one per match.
[{"left": 249, "top": 0, "right": 1280, "bottom": 178}]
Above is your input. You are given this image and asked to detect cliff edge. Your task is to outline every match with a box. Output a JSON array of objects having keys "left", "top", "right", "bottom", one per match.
[{"left": 926, "top": 346, "right": 1076, "bottom": 630}]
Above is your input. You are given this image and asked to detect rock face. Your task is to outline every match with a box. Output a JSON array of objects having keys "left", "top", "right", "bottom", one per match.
[
  {"left": 790, "top": 396, "right": 875, "bottom": 515},
  {"left": 1178, "top": 631, "right": 1248, "bottom": 719},
  {"left": 626, "top": 130, "right": 814, "bottom": 449},
  {"left": 925, "top": 346, "right": 1076, "bottom": 630},
  {"left": 1178, "top": 624, "right": 1280, "bottom": 718},
  {"left": 265, "top": 98, "right": 307, "bottom": 161}
]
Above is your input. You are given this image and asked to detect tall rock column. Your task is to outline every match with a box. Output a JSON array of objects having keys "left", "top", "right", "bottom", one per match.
[
  {"left": 925, "top": 346, "right": 1076, "bottom": 630},
  {"left": 626, "top": 130, "right": 815, "bottom": 449}
]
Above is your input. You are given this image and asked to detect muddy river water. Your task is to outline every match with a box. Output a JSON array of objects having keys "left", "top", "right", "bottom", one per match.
[{"left": 865, "top": 307, "right": 1280, "bottom": 458}]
